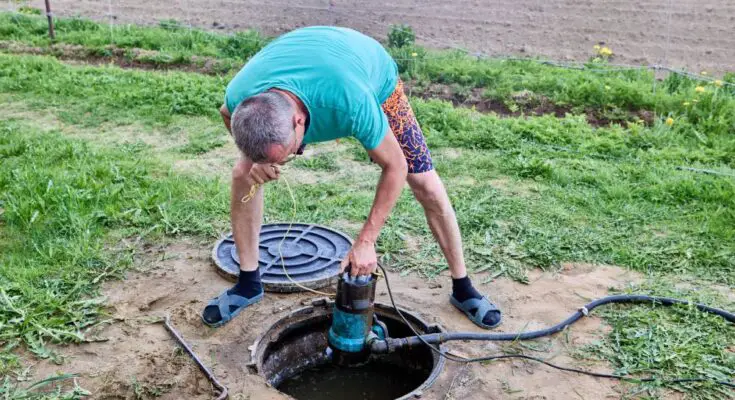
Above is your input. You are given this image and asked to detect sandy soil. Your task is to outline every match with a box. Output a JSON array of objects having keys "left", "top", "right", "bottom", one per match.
[
  {"left": 26, "top": 0, "right": 735, "bottom": 73},
  {"left": 22, "top": 236, "right": 645, "bottom": 399}
]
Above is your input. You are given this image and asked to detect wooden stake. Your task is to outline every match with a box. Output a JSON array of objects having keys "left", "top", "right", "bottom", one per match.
[{"left": 44, "top": 0, "right": 55, "bottom": 40}]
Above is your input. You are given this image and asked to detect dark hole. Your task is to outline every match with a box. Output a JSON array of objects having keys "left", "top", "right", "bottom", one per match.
[
  {"left": 259, "top": 308, "right": 439, "bottom": 400},
  {"left": 277, "top": 359, "right": 428, "bottom": 400}
]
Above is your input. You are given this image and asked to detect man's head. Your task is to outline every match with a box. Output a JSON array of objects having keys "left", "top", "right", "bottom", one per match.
[{"left": 230, "top": 91, "right": 306, "bottom": 164}]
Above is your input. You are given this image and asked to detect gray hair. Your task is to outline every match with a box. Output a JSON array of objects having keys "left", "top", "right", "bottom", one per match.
[{"left": 231, "top": 91, "right": 294, "bottom": 163}]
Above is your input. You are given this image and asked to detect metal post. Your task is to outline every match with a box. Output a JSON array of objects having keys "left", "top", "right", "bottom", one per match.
[{"left": 44, "top": 0, "right": 55, "bottom": 40}]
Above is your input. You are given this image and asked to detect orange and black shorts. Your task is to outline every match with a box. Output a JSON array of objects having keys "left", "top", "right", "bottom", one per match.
[
  {"left": 380, "top": 79, "right": 433, "bottom": 174},
  {"left": 297, "top": 80, "right": 433, "bottom": 174}
]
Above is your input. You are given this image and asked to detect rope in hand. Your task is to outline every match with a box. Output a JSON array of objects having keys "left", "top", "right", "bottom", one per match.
[
  {"left": 240, "top": 182, "right": 260, "bottom": 203},
  {"left": 240, "top": 169, "right": 334, "bottom": 297}
]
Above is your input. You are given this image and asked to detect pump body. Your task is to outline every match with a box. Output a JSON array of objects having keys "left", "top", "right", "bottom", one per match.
[{"left": 327, "top": 273, "right": 377, "bottom": 366}]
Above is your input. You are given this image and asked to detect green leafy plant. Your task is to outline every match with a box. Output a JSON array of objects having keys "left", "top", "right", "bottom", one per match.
[
  {"left": 17, "top": 6, "right": 42, "bottom": 16},
  {"left": 388, "top": 45, "right": 426, "bottom": 77},
  {"left": 219, "top": 31, "right": 266, "bottom": 60},
  {"left": 387, "top": 24, "right": 415, "bottom": 48}
]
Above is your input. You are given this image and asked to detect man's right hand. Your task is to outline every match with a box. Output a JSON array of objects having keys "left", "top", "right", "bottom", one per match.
[{"left": 248, "top": 163, "right": 280, "bottom": 185}]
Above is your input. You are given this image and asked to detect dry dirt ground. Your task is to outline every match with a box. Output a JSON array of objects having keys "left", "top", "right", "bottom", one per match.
[
  {"left": 23, "top": 236, "right": 645, "bottom": 400},
  {"left": 33, "top": 0, "right": 735, "bottom": 74}
]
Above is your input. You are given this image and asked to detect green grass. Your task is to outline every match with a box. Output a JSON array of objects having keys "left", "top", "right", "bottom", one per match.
[
  {"left": 1, "top": 54, "right": 733, "bottom": 285},
  {"left": 292, "top": 152, "right": 340, "bottom": 172},
  {"left": 0, "top": 53, "right": 225, "bottom": 126},
  {"left": 0, "top": 22, "right": 733, "bottom": 398},
  {"left": 579, "top": 279, "right": 735, "bottom": 399},
  {"left": 390, "top": 39, "right": 735, "bottom": 139},
  {"left": 0, "top": 12, "right": 266, "bottom": 63},
  {"left": 0, "top": 119, "right": 230, "bottom": 364},
  {"left": 177, "top": 128, "right": 228, "bottom": 154},
  {"left": 2, "top": 12, "right": 732, "bottom": 140}
]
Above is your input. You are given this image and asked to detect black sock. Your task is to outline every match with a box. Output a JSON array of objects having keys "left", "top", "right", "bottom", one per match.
[
  {"left": 452, "top": 276, "right": 501, "bottom": 327},
  {"left": 202, "top": 269, "right": 263, "bottom": 324},
  {"left": 230, "top": 269, "right": 263, "bottom": 299},
  {"left": 452, "top": 276, "right": 482, "bottom": 302}
]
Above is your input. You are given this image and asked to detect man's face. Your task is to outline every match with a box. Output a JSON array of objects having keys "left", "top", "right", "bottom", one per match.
[{"left": 263, "top": 116, "right": 305, "bottom": 165}]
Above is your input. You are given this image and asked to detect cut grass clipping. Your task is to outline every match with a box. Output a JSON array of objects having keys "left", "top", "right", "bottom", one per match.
[{"left": 579, "top": 280, "right": 735, "bottom": 399}]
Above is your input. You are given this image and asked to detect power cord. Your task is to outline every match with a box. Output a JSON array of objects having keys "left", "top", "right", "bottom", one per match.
[
  {"left": 376, "top": 264, "right": 735, "bottom": 389},
  {"left": 239, "top": 171, "right": 335, "bottom": 297}
]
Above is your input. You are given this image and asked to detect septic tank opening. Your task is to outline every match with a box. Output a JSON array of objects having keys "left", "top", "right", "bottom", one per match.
[{"left": 249, "top": 299, "right": 445, "bottom": 400}]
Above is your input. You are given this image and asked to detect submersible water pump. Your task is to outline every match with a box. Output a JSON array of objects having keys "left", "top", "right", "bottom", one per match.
[{"left": 327, "top": 271, "right": 385, "bottom": 366}]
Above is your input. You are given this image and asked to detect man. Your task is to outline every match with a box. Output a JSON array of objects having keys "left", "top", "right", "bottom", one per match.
[{"left": 201, "top": 26, "right": 501, "bottom": 329}]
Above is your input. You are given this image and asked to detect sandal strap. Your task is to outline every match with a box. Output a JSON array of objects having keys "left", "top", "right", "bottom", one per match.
[
  {"left": 458, "top": 296, "right": 499, "bottom": 320},
  {"left": 209, "top": 291, "right": 255, "bottom": 322}
]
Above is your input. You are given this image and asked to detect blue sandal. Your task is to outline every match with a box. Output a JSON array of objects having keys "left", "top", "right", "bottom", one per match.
[
  {"left": 450, "top": 295, "right": 502, "bottom": 329},
  {"left": 201, "top": 290, "right": 264, "bottom": 328}
]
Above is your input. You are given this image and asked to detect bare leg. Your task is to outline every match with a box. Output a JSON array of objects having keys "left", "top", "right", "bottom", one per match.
[
  {"left": 407, "top": 169, "right": 501, "bottom": 328},
  {"left": 201, "top": 158, "right": 265, "bottom": 326},
  {"left": 406, "top": 169, "right": 467, "bottom": 279},
  {"left": 230, "top": 157, "right": 263, "bottom": 272}
]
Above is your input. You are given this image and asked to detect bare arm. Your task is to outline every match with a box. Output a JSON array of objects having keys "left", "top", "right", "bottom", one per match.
[
  {"left": 359, "top": 131, "right": 408, "bottom": 243},
  {"left": 230, "top": 157, "right": 264, "bottom": 271},
  {"left": 343, "top": 130, "right": 408, "bottom": 276}
]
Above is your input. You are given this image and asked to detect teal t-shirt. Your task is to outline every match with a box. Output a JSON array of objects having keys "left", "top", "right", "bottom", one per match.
[{"left": 225, "top": 26, "right": 398, "bottom": 150}]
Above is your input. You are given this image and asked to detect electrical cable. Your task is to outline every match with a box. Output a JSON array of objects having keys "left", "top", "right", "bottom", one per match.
[
  {"left": 376, "top": 264, "right": 735, "bottom": 389},
  {"left": 239, "top": 165, "right": 335, "bottom": 297},
  {"left": 377, "top": 294, "right": 734, "bottom": 345},
  {"left": 277, "top": 174, "right": 335, "bottom": 297}
]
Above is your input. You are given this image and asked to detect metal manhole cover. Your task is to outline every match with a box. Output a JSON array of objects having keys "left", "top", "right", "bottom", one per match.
[{"left": 212, "top": 223, "right": 352, "bottom": 292}]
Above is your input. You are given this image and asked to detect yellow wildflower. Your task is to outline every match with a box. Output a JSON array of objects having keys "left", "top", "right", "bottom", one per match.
[
  {"left": 695, "top": 86, "right": 705, "bottom": 93},
  {"left": 411, "top": 52, "right": 418, "bottom": 57},
  {"left": 714, "top": 80, "right": 723, "bottom": 87},
  {"left": 701, "top": 71, "right": 708, "bottom": 76},
  {"left": 599, "top": 47, "right": 613, "bottom": 57},
  {"left": 682, "top": 101, "right": 690, "bottom": 106},
  {"left": 593, "top": 44, "right": 601, "bottom": 50},
  {"left": 665, "top": 117, "right": 674, "bottom": 126}
]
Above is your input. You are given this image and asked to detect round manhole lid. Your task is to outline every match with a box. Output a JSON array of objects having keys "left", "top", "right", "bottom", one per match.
[{"left": 212, "top": 223, "right": 352, "bottom": 292}]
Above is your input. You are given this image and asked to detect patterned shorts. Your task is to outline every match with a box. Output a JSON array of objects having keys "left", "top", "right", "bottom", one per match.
[
  {"left": 381, "top": 80, "right": 434, "bottom": 174},
  {"left": 298, "top": 80, "right": 433, "bottom": 173}
]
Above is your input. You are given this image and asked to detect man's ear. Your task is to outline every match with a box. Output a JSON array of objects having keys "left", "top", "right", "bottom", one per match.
[{"left": 293, "top": 112, "right": 306, "bottom": 129}]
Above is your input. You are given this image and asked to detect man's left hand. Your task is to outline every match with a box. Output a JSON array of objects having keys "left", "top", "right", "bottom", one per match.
[{"left": 340, "top": 240, "right": 377, "bottom": 277}]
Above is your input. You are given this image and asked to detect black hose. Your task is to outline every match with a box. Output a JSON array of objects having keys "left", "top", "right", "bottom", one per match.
[
  {"left": 373, "top": 264, "right": 735, "bottom": 389},
  {"left": 371, "top": 294, "right": 735, "bottom": 353}
]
